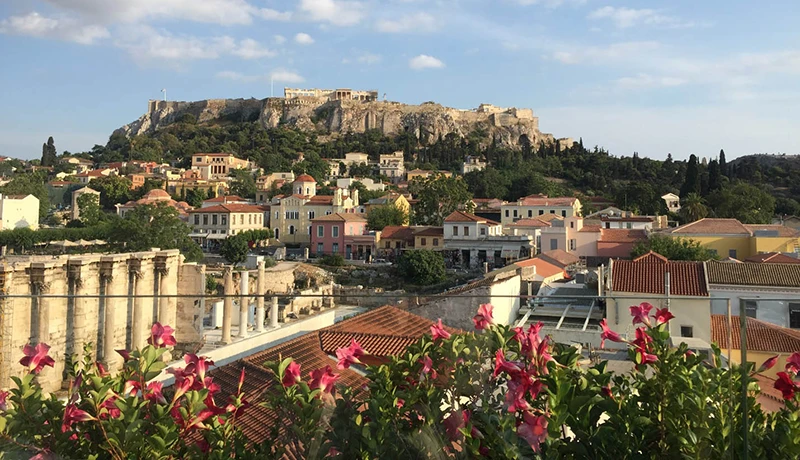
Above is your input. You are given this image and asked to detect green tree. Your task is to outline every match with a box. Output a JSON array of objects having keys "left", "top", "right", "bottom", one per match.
[
  {"left": 706, "top": 181, "right": 776, "bottom": 224},
  {"left": 40, "top": 136, "right": 58, "bottom": 167},
  {"left": 680, "top": 154, "right": 700, "bottom": 197},
  {"left": 396, "top": 249, "right": 446, "bottom": 285},
  {"left": 76, "top": 193, "right": 102, "bottom": 226},
  {"left": 408, "top": 174, "right": 473, "bottom": 225},
  {"left": 367, "top": 205, "right": 408, "bottom": 231},
  {"left": 90, "top": 175, "right": 132, "bottom": 210},
  {"left": 719, "top": 148, "right": 727, "bottom": 175},
  {"left": 109, "top": 203, "right": 202, "bottom": 261},
  {"left": 219, "top": 236, "right": 249, "bottom": 266},
  {"left": 776, "top": 197, "right": 800, "bottom": 216},
  {"left": 229, "top": 169, "right": 257, "bottom": 199},
  {"left": 184, "top": 188, "right": 207, "bottom": 208},
  {"left": 0, "top": 172, "right": 50, "bottom": 218},
  {"left": 679, "top": 193, "right": 708, "bottom": 223},
  {"left": 632, "top": 234, "right": 718, "bottom": 261}
]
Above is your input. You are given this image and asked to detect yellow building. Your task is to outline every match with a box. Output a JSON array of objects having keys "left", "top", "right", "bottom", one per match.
[
  {"left": 365, "top": 193, "right": 410, "bottom": 225},
  {"left": 500, "top": 195, "right": 582, "bottom": 227},
  {"left": 191, "top": 153, "right": 252, "bottom": 180},
  {"left": 664, "top": 218, "right": 800, "bottom": 260},
  {"left": 711, "top": 314, "right": 800, "bottom": 380},
  {"left": 167, "top": 178, "right": 228, "bottom": 198},
  {"left": 406, "top": 169, "right": 453, "bottom": 182},
  {"left": 414, "top": 227, "right": 444, "bottom": 251}
]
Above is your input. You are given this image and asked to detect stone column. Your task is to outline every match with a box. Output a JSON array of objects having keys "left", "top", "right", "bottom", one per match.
[
  {"left": 255, "top": 262, "right": 265, "bottom": 332},
  {"left": 0, "top": 265, "right": 12, "bottom": 387},
  {"left": 29, "top": 265, "right": 52, "bottom": 346},
  {"left": 100, "top": 256, "right": 128, "bottom": 370},
  {"left": 221, "top": 268, "right": 233, "bottom": 344},
  {"left": 67, "top": 259, "right": 91, "bottom": 360},
  {"left": 238, "top": 271, "right": 249, "bottom": 339},
  {"left": 270, "top": 296, "right": 279, "bottom": 328},
  {"left": 129, "top": 258, "right": 148, "bottom": 350},
  {"left": 156, "top": 253, "right": 177, "bottom": 361}
]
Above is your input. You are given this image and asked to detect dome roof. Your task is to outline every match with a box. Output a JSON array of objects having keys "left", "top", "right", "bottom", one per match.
[
  {"left": 295, "top": 174, "right": 316, "bottom": 183},
  {"left": 143, "top": 188, "right": 172, "bottom": 200}
]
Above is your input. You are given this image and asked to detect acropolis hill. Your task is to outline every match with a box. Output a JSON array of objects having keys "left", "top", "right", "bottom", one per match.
[{"left": 115, "top": 87, "right": 573, "bottom": 149}]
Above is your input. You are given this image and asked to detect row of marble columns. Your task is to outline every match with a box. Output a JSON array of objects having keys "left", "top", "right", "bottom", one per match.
[{"left": 220, "top": 261, "right": 281, "bottom": 344}]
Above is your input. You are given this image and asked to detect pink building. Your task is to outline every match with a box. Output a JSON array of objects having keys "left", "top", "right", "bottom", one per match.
[{"left": 311, "top": 213, "right": 370, "bottom": 259}]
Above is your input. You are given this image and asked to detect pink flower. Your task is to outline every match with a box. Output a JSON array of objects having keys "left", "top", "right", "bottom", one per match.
[
  {"left": 634, "top": 346, "right": 658, "bottom": 367},
  {"left": 61, "top": 404, "right": 95, "bottom": 432},
  {"left": 654, "top": 307, "right": 674, "bottom": 325},
  {"left": 309, "top": 365, "right": 340, "bottom": 395},
  {"left": 629, "top": 302, "right": 653, "bottom": 326},
  {"left": 396, "top": 399, "right": 404, "bottom": 408},
  {"left": 420, "top": 355, "right": 437, "bottom": 379},
  {"left": 147, "top": 323, "right": 177, "bottom": 348},
  {"left": 472, "top": 303, "right": 494, "bottom": 330},
  {"left": 184, "top": 354, "right": 214, "bottom": 382},
  {"left": 758, "top": 355, "right": 779, "bottom": 373},
  {"left": 282, "top": 360, "right": 301, "bottom": 387},
  {"left": 443, "top": 410, "right": 468, "bottom": 441},
  {"left": 123, "top": 380, "right": 141, "bottom": 397},
  {"left": 493, "top": 349, "right": 521, "bottom": 378},
  {"left": 632, "top": 328, "right": 653, "bottom": 350},
  {"left": 336, "top": 339, "right": 366, "bottom": 370},
  {"left": 599, "top": 319, "right": 624, "bottom": 348},
  {"left": 145, "top": 382, "right": 166, "bottom": 404},
  {"left": 601, "top": 385, "right": 613, "bottom": 400},
  {"left": 19, "top": 343, "right": 55, "bottom": 374},
  {"left": 430, "top": 319, "right": 451, "bottom": 341},
  {"left": 99, "top": 395, "right": 121, "bottom": 419},
  {"left": 172, "top": 374, "right": 194, "bottom": 401},
  {"left": 0, "top": 390, "right": 8, "bottom": 411},
  {"left": 786, "top": 352, "right": 800, "bottom": 375},
  {"left": 95, "top": 361, "right": 109, "bottom": 377},
  {"left": 505, "top": 380, "right": 530, "bottom": 413},
  {"left": 517, "top": 412, "right": 548, "bottom": 453},
  {"left": 237, "top": 368, "right": 246, "bottom": 394},
  {"left": 116, "top": 349, "right": 131, "bottom": 361},
  {"left": 775, "top": 372, "right": 798, "bottom": 400}
]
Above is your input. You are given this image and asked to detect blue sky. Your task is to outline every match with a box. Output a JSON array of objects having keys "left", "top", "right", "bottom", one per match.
[{"left": 2, "top": 0, "right": 800, "bottom": 161}]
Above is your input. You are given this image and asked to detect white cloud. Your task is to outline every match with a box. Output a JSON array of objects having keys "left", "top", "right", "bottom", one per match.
[
  {"left": 231, "top": 38, "right": 276, "bottom": 59},
  {"left": 376, "top": 12, "right": 436, "bottom": 33},
  {"left": 45, "top": 0, "right": 260, "bottom": 25},
  {"left": 216, "top": 70, "right": 262, "bottom": 82},
  {"left": 588, "top": 6, "right": 703, "bottom": 29},
  {"left": 615, "top": 73, "right": 687, "bottom": 89},
  {"left": 273, "top": 34, "right": 286, "bottom": 44},
  {"left": 357, "top": 52, "right": 382, "bottom": 64},
  {"left": 0, "top": 12, "right": 109, "bottom": 44},
  {"left": 297, "top": 0, "right": 365, "bottom": 26},
  {"left": 294, "top": 32, "right": 315, "bottom": 45},
  {"left": 512, "top": 0, "right": 586, "bottom": 8},
  {"left": 549, "top": 41, "right": 661, "bottom": 65},
  {"left": 256, "top": 8, "right": 292, "bottom": 21},
  {"left": 409, "top": 54, "right": 444, "bottom": 70},
  {"left": 270, "top": 69, "right": 305, "bottom": 83}
]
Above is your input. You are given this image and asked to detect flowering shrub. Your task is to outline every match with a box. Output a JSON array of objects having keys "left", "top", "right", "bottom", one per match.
[{"left": 1, "top": 304, "right": 800, "bottom": 458}]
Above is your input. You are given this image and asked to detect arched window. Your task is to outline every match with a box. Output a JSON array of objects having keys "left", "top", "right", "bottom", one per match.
[
  {"left": 289, "top": 225, "right": 295, "bottom": 235},
  {"left": 274, "top": 228, "right": 280, "bottom": 239}
]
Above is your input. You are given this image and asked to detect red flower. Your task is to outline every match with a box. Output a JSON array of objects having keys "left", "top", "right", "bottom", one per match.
[
  {"left": 309, "top": 365, "right": 340, "bottom": 395},
  {"left": 95, "top": 361, "right": 110, "bottom": 377},
  {"left": 430, "top": 319, "right": 451, "bottom": 341},
  {"left": 629, "top": 302, "right": 653, "bottom": 326},
  {"left": 599, "top": 319, "right": 624, "bottom": 348},
  {"left": 123, "top": 380, "right": 141, "bottom": 397},
  {"left": 472, "top": 303, "right": 494, "bottom": 330},
  {"left": 61, "top": 404, "right": 95, "bottom": 432},
  {"left": 282, "top": 360, "right": 302, "bottom": 387},
  {"left": 19, "top": 343, "right": 55, "bottom": 374},
  {"left": 654, "top": 307, "right": 674, "bottom": 325},
  {"left": 505, "top": 380, "right": 530, "bottom": 412},
  {"left": 786, "top": 352, "right": 800, "bottom": 375},
  {"left": 116, "top": 349, "right": 131, "bottom": 361},
  {"left": 443, "top": 410, "right": 468, "bottom": 441},
  {"left": 758, "top": 355, "right": 779, "bottom": 373},
  {"left": 99, "top": 395, "right": 121, "bottom": 419},
  {"left": 775, "top": 372, "right": 798, "bottom": 400},
  {"left": 184, "top": 354, "right": 214, "bottom": 382},
  {"left": 632, "top": 328, "right": 653, "bottom": 350},
  {"left": 493, "top": 349, "right": 521, "bottom": 378},
  {"left": 172, "top": 374, "right": 194, "bottom": 401},
  {"left": 0, "top": 390, "right": 8, "bottom": 411},
  {"left": 601, "top": 385, "right": 613, "bottom": 399},
  {"left": 145, "top": 382, "right": 166, "bottom": 404},
  {"left": 634, "top": 346, "right": 658, "bottom": 366},
  {"left": 147, "top": 323, "right": 177, "bottom": 348},
  {"left": 237, "top": 367, "right": 246, "bottom": 394},
  {"left": 396, "top": 399, "right": 404, "bottom": 408},
  {"left": 420, "top": 355, "right": 438, "bottom": 379},
  {"left": 517, "top": 412, "right": 548, "bottom": 453},
  {"left": 336, "top": 339, "right": 366, "bottom": 370},
  {"left": 195, "top": 439, "right": 211, "bottom": 454}
]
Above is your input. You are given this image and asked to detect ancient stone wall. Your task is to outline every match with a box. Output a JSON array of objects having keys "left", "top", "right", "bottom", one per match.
[{"left": 0, "top": 250, "right": 202, "bottom": 393}]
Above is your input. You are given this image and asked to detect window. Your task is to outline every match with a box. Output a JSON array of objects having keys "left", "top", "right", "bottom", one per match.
[
  {"left": 203, "top": 215, "right": 209, "bottom": 226},
  {"left": 317, "top": 243, "right": 324, "bottom": 254},
  {"left": 453, "top": 226, "right": 459, "bottom": 236},
  {"left": 539, "top": 210, "right": 544, "bottom": 215},
  {"left": 211, "top": 230, "right": 216, "bottom": 234},
  {"left": 561, "top": 210, "right": 567, "bottom": 217},
  {"left": 569, "top": 239, "right": 576, "bottom": 251},
  {"left": 505, "top": 210, "right": 509, "bottom": 218},
  {"left": 550, "top": 210, "right": 555, "bottom": 214},
  {"left": 317, "top": 226, "right": 324, "bottom": 237},
  {"left": 332, "top": 226, "right": 339, "bottom": 237},
  {"left": 221, "top": 215, "right": 227, "bottom": 226},
  {"left": 729, "top": 249, "right": 737, "bottom": 259},
  {"left": 680, "top": 326, "right": 694, "bottom": 338},
  {"left": 790, "top": 304, "right": 800, "bottom": 328},
  {"left": 513, "top": 210, "right": 518, "bottom": 218},
  {"left": 745, "top": 300, "right": 757, "bottom": 318},
  {"left": 385, "top": 241, "right": 391, "bottom": 249},
  {"left": 194, "top": 215, "right": 200, "bottom": 225},
  {"left": 289, "top": 225, "right": 295, "bottom": 235},
  {"left": 248, "top": 214, "right": 252, "bottom": 225},
  {"left": 421, "top": 238, "right": 427, "bottom": 246},
  {"left": 550, "top": 239, "right": 558, "bottom": 250},
  {"left": 433, "top": 238, "right": 439, "bottom": 246},
  {"left": 626, "top": 222, "right": 632, "bottom": 229},
  {"left": 464, "top": 226, "right": 469, "bottom": 236},
  {"left": 275, "top": 211, "right": 279, "bottom": 220},
  {"left": 232, "top": 215, "right": 237, "bottom": 225},
  {"left": 308, "top": 226, "right": 312, "bottom": 235},
  {"left": 240, "top": 214, "right": 245, "bottom": 223},
  {"left": 528, "top": 210, "right": 533, "bottom": 218},
  {"left": 480, "top": 227, "right": 486, "bottom": 236},
  {"left": 274, "top": 228, "right": 279, "bottom": 239},
  {"left": 332, "top": 243, "right": 339, "bottom": 254},
  {"left": 309, "top": 211, "right": 315, "bottom": 219},
  {"left": 212, "top": 215, "right": 218, "bottom": 225},
  {"left": 570, "top": 221, "right": 574, "bottom": 229}
]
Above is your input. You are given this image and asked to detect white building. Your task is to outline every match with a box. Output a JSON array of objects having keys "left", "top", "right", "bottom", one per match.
[
  {"left": 443, "top": 211, "right": 534, "bottom": 268},
  {"left": 378, "top": 151, "right": 405, "bottom": 182},
  {"left": 336, "top": 178, "right": 385, "bottom": 192},
  {"left": 188, "top": 203, "right": 268, "bottom": 249},
  {"left": 662, "top": 193, "right": 681, "bottom": 213},
  {"left": 462, "top": 156, "right": 486, "bottom": 174},
  {"left": 500, "top": 195, "right": 582, "bottom": 227},
  {"left": 0, "top": 194, "right": 39, "bottom": 230}
]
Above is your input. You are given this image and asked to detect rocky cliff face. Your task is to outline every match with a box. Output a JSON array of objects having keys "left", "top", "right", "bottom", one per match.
[{"left": 116, "top": 97, "right": 566, "bottom": 149}]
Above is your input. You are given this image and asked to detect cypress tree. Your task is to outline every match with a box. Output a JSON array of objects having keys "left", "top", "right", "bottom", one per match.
[
  {"left": 680, "top": 154, "right": 701, "bottom": 197},
  {"left": 41, "top": 136, "right": 57, "bottom": 167},
  {"left": 719, "top": 149, "right": 727, "bottom": 176}
]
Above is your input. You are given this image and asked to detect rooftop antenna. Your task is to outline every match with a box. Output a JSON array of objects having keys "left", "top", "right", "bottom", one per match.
[{"left": 161, "top": 88, "right": 167, "bottom": 101}]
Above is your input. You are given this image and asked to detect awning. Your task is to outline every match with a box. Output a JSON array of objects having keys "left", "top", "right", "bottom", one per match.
[
  {"left": 206, "top": 234, "right": 228, "bottom": 240},
  {"left": 501, "top": 248, "right": 520, "bottom": 258},
  {"left": 188, "top": 233, "right": 208, "bottom": 238}
]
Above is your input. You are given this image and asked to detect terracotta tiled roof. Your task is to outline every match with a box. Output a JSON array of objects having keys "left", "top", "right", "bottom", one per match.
[
  {"left": 536, "top": 214, "right": 563, "bottom": 223},
  {"left": 516, "top": 195, "right": 577, "bottom": 207},
  {"left": 711, "top": 314, "right": 800, "bottom": 353},
  {"left": 706, "top": 260, "right": 800, "bottom": 288},
  {"left": 204, "top": 195, "right": 247, "bottom": 203},
  {"left": 195, "top": 152, "right": 237, "bottom": 157},
  {"left": 599, "top": 216, "right": 654, "bottom": 223},
  {"left": 611, "top": 259, "right": 708, "bottom": 296},
  {"left": 633, "top": 251, "right": 668, "bottom": 263},
  {"left": 744, "top": 224, "right": 800, "bottom": 238},
  {"left": 514, "top": 257, "right": 564, "bottom": 278},
  {"left": 209, "top": 306, "right": 453, "bottom": 449},
  {"left": 413, "top": 227, "right": 443, "bottom": 237},
  {"left": 305, "top": 195, "right": 334, "bottom": 205},
  {"left": 599, "top": 229, "right": 648, "bottom": 243},
  {"left": 509, "top": 218, "right": 552, "bottom": 228},
  {"left": 668, "top": 218, "right": 751, "bottom": 235},
  {"left": 380, "top": 226, "right": 416, "bottom": 241},
  {"left": 745, "top": 252, "right": 800, "bottom": 264},
  {"left": 311, "top": 212, "right": 366, "bottom": 222},
  {"left": 189, "top": 204, "right": 265, "bottom": 214},
  {"left": 443, "top": 211, "right": 499, "bottom": 225},
  {"left": 539, "top": 249, "right": 580, "bottom": 268},
  {"left": 579, "top": 225, "right": 602, "bottom": 233},
  {"left": 294, "top": 174, "right": 316, "bottom": 182}
]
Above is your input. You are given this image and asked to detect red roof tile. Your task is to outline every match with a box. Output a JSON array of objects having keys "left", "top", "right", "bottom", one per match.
[
  {"left": 611, "top": 258, "right": 708, "bottom": 296},
  {"left": 711, "top": 314, "right": 800, "bottom": 353},
  {"left": 539, "top": 249, "right": 580, "bottom": 268},
  {"left": 514, "top": 257, "right": 564, "bottom": 278},
  {"left": 599, "top": 229, "right": 648, "bottom": 243},
  {"left": 204, "top": 195, "right": 247, "bottom": 203},
  {"left": 413, "top": 227, "right": 443, "bottom": 237},
  {"left": 633, "top": 251, "right": 668, "bottom": 263},
  {"left": 579, "top": 225, "right": 602, "bottom": 233},
  {"left": 294, "top": 174, "right": 316, "bottom": 182},
  {"left": 190, "top": 204, "right": 265, "bottom": 214},
  {"left": 444, "top": 211, "right": 499, "bottom": 225},
  {"left": 744, "top": 224, "right": 800, "bottom": 238},
  {"left": 380, "top": 226, "right": 416, "bottom": 241},
  {"left": 669, "top": 218, "right": 751, "bottom": 235},
  {"left": 516, "top": 195, "right": 577, "bottom": 207},
  {"left": 744, "top": 252, "right": 800, "bottom": 264},
  {"left": 706, "top": 260, "right": 800, "bottom": 288},
  {"left": 311, "top": 212, "right": 366, "bottom": 222},
  {"left": 509, "top": 218, "right": 552, "bottom": 228}
]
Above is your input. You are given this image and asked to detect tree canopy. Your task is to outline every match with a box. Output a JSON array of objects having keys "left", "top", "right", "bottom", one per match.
[
  {"left": 396, "top": 249, "right": 446, "bottom": 285},
  {"left": 631, "top": 234, "right": 718, "bottom": 261},
  {"left": 408, "top": 175, "right": 473, "bottom": 226},
  {"left": 367, "top": 205, "right": 408, "bottom": 231}
]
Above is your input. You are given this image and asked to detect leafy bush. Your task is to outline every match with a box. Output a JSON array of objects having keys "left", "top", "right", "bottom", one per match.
[
  {"left": 319, "top": 254, "right": 345, "bottom": 267},
  {"left": 397, "top": 249, "right": 446, "bottom": 285}
]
